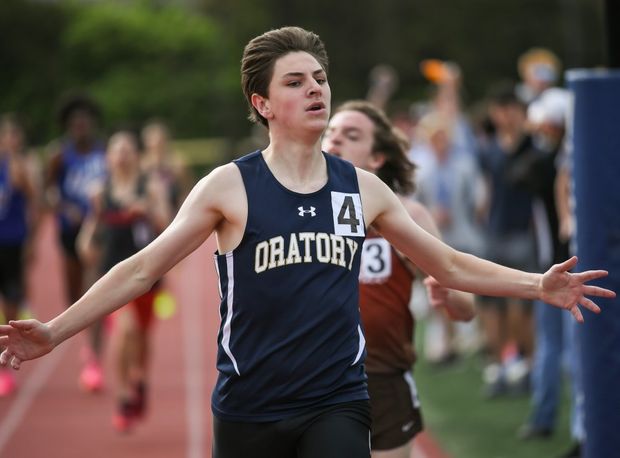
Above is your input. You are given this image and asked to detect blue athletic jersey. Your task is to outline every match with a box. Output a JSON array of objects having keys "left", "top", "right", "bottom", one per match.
[
  {"left": 0, "top": 156, "right": 28, "bottom": 244},
  {"left": 212, "top": 151, "right": 368, "bottom": 422},
  {"left": 56, "top": 140, "right": 107, "bottom": 232}
]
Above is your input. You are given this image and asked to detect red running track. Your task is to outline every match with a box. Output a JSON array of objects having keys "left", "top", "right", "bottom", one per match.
[{"left": 0, "top": 216, "right": 449, "bottom": 458}]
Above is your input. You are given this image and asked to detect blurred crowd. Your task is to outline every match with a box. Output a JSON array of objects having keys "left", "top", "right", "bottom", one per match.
[
  {"left": 0, "top": 95, "right": 190, "bottom": 431},
  {"left": 0, "top": 45, "right": 582, "bottom": 455},
  {"left": 366, "top": 47, "right": 581, "bottom": 457}
]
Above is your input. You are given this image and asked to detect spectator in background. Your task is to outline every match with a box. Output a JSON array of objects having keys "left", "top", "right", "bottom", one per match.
[
  {"left": 516, "top": 88, "right": 584, "bottom": 458},
  {"left": 413, "top": 112, "right": 486, "bottom": 363},
  {"left": 477, "top": 83, "right": 538, "bottom": 398},
  {"left": 44, "top": 92, "right": 108, "bottom": 393},
  {"left": 516, "top": 48, "right": 562, "bottom": 106},
  {"left": 366, "top": 64, "right": 400, "bottom": 112},
  {"left": 418, "top": 59, "right": 478, "bottom": 158},
  {"left": 409, "top": 61, "right": 484, "bottom": 363},
  {"left": 0, "top": 114, "right": 41, "bottom": 397},
  {"left": 385, "top": 100, "right": 419, "bottom": 148},
  {"left": 415, "top": 112, "right": 486, "bottom": 262}
]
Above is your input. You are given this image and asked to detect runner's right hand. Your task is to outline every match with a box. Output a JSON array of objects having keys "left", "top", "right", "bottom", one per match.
[{"left": 0, "top": 320, "right": 54, "bottom": 370}]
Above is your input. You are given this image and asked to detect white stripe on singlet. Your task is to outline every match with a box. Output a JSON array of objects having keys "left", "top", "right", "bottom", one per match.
[
  {"left": 352, "top": 325, "right": 366, "bottom": 365},
  {"left": 221, "top": 252, "right": 240, "bottom": 375}
]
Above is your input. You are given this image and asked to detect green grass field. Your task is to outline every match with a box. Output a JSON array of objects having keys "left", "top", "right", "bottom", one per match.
[{"left": 414, "top": 322, "right": 576, "bottom": 458}]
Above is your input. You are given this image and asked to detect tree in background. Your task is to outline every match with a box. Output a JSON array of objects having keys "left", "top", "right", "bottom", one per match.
[
  {"left": 0, "top": 1, "right": 241, "bottom": 143},
  {"left": 0, "top": 0, "right": 606, "bottom": 145}
]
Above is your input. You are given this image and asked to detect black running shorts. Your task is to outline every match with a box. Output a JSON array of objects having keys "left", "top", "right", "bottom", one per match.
[
  {"left": 367, "top": 371, "right": 423, "bottom": 450},
  {"left": 213, "top": 400, "right": 371, "bottom": 458}
]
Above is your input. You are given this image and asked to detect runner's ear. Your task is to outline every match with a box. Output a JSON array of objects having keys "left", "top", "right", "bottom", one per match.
[
  {"left": 369, "top": 152, "right": 387, "bottom": 172},
  {"left": 251, "top": 94, "right": 273, "bottom": 120}
]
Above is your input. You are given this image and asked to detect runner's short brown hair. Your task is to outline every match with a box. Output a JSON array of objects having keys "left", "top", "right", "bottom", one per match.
[{"left": 241, "top": 26, "right": 329, "bottom": 127}]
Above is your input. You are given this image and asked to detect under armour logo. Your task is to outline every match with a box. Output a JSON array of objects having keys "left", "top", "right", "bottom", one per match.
[{"left": 298, "top": 206, "right": 316, "bottom": 217}]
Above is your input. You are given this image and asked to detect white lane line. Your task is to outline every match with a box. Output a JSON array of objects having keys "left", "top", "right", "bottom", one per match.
[
  {"left": 0, "top": 343, "right": 68, "bottom": 454},
  {"left": 179, "top": 251, "right": 205, "bottom": 458}
]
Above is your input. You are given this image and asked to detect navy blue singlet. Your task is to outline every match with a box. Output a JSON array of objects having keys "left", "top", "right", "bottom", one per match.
[
  {"left": 212, "top": 151, "right": 369, "bottom": 422},
  {"left": 0, "top": 156, "right": 28, "bottom": 244}
]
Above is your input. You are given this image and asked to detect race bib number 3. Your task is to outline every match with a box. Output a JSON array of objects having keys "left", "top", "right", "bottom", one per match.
[
  {"left": 360, "top": 238, "right": 392, "bottom": 282},
  {"left": 331, "top": 192, "right": 365, "bottom": 237}
]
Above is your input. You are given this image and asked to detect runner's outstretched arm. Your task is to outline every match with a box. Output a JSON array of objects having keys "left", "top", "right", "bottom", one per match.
[
  {"left": 0, "top": 164, "right": 240, "bottom": 369},
  {"left": 403, "top": 198, "right": 475, "bottom": 322},
  {"left": 358, "top": 170, "right": 615, "bottom": 323}
]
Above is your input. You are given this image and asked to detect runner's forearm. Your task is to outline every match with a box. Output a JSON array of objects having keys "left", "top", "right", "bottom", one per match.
[
  {"left": 445, "top": 251, "right": 542, "bottom": 300},
  {"left": 47, "top": 254, "right": 155, "bottom": 346}
]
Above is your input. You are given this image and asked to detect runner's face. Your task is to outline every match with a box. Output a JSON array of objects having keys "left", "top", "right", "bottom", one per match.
[
  {"left": 107, "top": 137, "right": 138, "bottom": 173},
  {"left": 143, "top": 126, "right": 168, "bottom": 152},
  {"left": 68, "top": 110, "right": 96, "bottom": 142},
  {"left": 259, "top": 52, "right": 330, "bottom": 134},
  {"left": 0, "top": 125, "right": 24, "bottom": 153},
  {"left": 322, "top": 110, "right": 379, "bottom": 171}
]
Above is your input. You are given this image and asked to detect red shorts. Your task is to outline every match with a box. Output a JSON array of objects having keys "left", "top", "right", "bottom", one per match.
[{"left": 129, "top": 287, "right": 158, "bottom": 330}]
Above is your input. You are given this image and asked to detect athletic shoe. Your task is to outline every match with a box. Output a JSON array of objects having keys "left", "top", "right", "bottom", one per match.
[
  {"left": 505, "top": 357, "right": 531, "bottom": 396},
  {"left": 517, "top": 423, "right": 553, "bottom": 440},
  {"left": 79, "top": 360, "right": 104, "bottom": 393},
  {"left": 557, "top": 442, "right": 582, "bottom": 458},
  {"left": 0, "top": 371, "right": 16, "bottom": 397},
  {"left": 482, "top": 363, "right": 509, "bottom": 399},
  {"left": 483, "top": 377, "right": 509, "bottom": 399},
  {"left": 132, "top": 381, "right": 148, "bottom": 420},
  {"left": 112, "top": 400, "right": 136, "bottom": 434},
  {"left": 429, "top": 351, "right": 460, "bottom": 369}
]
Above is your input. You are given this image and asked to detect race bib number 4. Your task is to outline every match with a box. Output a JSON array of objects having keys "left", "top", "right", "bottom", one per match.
[{"left": 331, "top": 192, "right": 365, "bottom": 237}]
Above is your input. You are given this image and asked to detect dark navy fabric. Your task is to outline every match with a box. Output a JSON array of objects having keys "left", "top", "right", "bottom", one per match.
[
  {"left": 56, "top": 140, "right": 107, "bottom": 232},
  {"left": 568, "top": 70, "right": 620, "bottom": 458},
  {"left": 0, "top": 156, "right": 28, "bottom": 244},
  {"left": 99, "top": 175, "right": 153, "bottom": 274},
  {"left": 212, "top": 151, "right": 368, "bottom": 422},
  {"left": 478, "top": 135, "right": 535, "bottom": 235}
]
